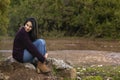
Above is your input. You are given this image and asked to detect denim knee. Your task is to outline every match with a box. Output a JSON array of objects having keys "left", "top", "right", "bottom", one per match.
[
  {"left": 37, "top": 39, "right": 46, "bottom": 46},
  {"left": 33, "top": 39, "right": 47, "bottom": 56},
  {"left": 33, "top": 39, "right": 46, "bottom": 46}
]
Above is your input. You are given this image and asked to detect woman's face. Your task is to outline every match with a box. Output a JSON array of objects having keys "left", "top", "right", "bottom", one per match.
[{"left": 24, "top": 21, "right": 32, "bottom": 32}]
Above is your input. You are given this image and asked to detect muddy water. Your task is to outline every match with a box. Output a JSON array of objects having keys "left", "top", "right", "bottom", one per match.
[{"left": 1, "top": 50, "right": 120, "bottom": 66}]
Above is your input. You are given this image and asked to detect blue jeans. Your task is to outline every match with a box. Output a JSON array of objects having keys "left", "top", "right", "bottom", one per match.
[{"left": 23, "top": 39, "right": 47, "bottom": 63}]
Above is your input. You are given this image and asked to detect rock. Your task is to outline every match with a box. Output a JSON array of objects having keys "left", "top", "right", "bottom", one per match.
[
  {"left": 65, "top": 60, "right": 74, "bottom": 66},
  {"left": 0, "top": 72, "right": 10, "bottom": 80},
  {"left": 77, "top": 76, "right": 81, "bottom": 80},
  {"left": 47, "top": 58, "right": 77, "bottom": 79},
  {"left": 24, "top": 63, "right": 36, "bottom": 70},
  {"left": 0, "top": 73, "right": 4, "bottom": 80},
  {"left": 4, "top": 75, "right": 10, "bottom": 80},
  {"left": 48, "top": 58, "right": 72, "bottom": 69},
  {"left": 3, "top": 56, "right": 36, "bottom": 70},
  {"left": 1, "top": 56, "right": 76, "bottom": 80},
  {"left": 57, "top": 68, "right": 76, "bottom": 79},
  {"left": 3, "top": 56, "right": 17, "bottom": 63}
]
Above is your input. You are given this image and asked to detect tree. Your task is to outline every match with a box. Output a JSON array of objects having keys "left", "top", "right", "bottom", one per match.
[
  {"left": 0, "top": 0, "right": 10, "bottom": 35},
  {"left": 9, "top": 0, "right": 120, "bottom": 39}
]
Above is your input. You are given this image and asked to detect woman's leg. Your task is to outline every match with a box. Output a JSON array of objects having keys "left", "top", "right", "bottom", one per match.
[
  {"left": 23, "top": 39, "right": 47, "bottom": 63},
  {"left": 33, "top": 39, "right": 47, "bottom": 56},
  {"left": 23, "top": 49, "right": 33, "bottom": 63}
]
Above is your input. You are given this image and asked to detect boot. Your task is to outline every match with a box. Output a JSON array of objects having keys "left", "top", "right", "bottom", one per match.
[{"left": 36, "top": 61, "right": 50, "bottom": 74}]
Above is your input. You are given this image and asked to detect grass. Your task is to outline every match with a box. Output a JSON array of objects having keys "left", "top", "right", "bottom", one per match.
[{"left": 76, "top": 65, "right": 120, "bottom": 80}]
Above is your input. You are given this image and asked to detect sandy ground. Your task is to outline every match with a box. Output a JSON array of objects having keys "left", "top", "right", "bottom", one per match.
[{"left": 48, "top": 50, "right": 120, "bottom": 66}]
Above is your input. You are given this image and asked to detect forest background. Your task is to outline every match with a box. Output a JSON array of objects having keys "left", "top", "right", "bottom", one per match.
[{"left": 0, "top": 0, "right": 120, "bottom": 39}]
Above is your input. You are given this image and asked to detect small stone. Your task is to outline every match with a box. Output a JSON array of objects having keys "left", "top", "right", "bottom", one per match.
[
  {"left": 0, "top": 73, "right": 4, "bottom": 80},
  {"left": 4, "top": 75, "right": 10, "bottom": 80},
  {"left": 24, "top": 63, "right": 36, "bottom": 70},
  {"left": 77, "top": 76, "right": 81, "bottom": 80}
]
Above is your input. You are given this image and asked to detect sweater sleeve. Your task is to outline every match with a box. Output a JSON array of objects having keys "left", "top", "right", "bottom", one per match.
[{"left": 20, "top": 31, "right": 45, "bottom": 63}]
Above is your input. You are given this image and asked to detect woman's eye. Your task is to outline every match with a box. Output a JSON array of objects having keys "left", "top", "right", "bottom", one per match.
[{"left": 26, "top": 23, "right": 32, "bottom": 28}]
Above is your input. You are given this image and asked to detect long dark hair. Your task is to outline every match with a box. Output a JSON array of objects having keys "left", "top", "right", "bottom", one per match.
[{"left": 24, "top": 17, "right": 38, "bottom": 42}]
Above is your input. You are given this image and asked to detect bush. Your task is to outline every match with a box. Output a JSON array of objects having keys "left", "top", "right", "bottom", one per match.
[{"left": 9, "top": 0, "right": 120, "bottom": 38}]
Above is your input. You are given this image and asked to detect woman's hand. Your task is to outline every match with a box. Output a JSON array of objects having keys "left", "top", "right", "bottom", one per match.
[{"left": 45, "top": 53, "right": 48, "bottom": 59}]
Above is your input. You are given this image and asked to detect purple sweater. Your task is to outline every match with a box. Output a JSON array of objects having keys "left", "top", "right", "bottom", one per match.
[{"left": 12, "top": 27, "right": 45, "bottom": 63}]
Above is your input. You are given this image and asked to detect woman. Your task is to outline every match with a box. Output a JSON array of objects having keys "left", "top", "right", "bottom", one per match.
[{"left": 12, "top": 17, "right": 50, "bottom": 73}]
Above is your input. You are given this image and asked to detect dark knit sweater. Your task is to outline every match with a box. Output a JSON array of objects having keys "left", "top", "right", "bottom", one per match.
[{"left": 12, "top": 27, "right": 45, "bottom": 63}]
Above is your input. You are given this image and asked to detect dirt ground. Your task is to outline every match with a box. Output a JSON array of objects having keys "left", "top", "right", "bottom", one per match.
[
  {"left": 46, "top": 38, "right": 120, "bottom": 66},
  {"left": 2, "top": 50, "right": 120, "bottom": 67},
  {"left": 49, "top": 50, "right": 120, "bottom": 66}
]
